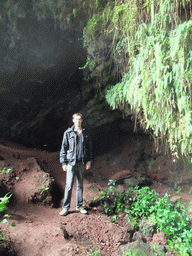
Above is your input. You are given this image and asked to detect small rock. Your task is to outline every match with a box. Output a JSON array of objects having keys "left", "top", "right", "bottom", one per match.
[
  {"left": 133, "top": 231, "right": 151, "bottom": 244},
  {"left": 139, "top": 218, "right": 156, "bottom": 237},
  {"left": 119, "top": 240, "right": 155, "bottom": 256},
  {"left": 152, "top": 231, "right": 167, "bottom": 245},
  {"left": 124, "top": 178, "right": 139, "bottom": 187},
  {"left": 170, "top": 195, "right": 182, "bottom": 202},
  {"left": 187, "top": 208, "right": 192, "bottom": 221},
  {"left": 116, "top": 185, "right": 125, "bottom": 193},
  {"left": 132, "top": 231, "right": 142, "bottom": 241}
]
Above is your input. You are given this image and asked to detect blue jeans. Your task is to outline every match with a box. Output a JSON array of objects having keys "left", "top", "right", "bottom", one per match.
[{"left": 62, "top": 162, "right": 85, "bottom": 210}]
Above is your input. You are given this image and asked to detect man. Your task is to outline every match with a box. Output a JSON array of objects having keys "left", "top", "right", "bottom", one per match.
[{"left": 59, "top": 113, "right": 93, "bottom": 216}]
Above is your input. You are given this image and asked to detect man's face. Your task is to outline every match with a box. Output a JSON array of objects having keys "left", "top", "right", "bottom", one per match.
[{"left": 73, "top": 115, "right": 83, "bottom": 129}]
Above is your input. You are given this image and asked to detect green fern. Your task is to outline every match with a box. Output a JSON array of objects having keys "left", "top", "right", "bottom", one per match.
[{"left": 105, "top": 2, "right": 192, "bottom": 160}]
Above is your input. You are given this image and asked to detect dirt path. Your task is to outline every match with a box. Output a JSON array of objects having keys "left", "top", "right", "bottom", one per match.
[{"left": 0, "top": 136, "right": 191, "bottom": 255}]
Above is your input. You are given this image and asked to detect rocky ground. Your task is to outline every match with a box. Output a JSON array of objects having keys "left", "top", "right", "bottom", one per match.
[{"left": 0, "top": 131, "right": 192, "bottom": 256}]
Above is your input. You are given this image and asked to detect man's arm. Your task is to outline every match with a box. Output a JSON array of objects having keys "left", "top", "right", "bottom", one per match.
[
  {"left": 85, "top": 161, "right": 91, "bottom": 170},
  {"left": 62, "top": 165, "right": 68, "bottom": 172},
  {"left": 60, "top": 131, "right": 69, "bottom": 168}
]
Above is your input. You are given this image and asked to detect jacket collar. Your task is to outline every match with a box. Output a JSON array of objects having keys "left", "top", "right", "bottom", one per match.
[{"left": 70, "top": 125, "right": 85, "bottom": 133}]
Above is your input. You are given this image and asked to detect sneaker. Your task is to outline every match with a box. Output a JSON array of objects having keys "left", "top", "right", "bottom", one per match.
[
  {"left": 59, "top": 209, "right": 68, "bottom": 216},
  {"left": 76, "top": 206, "right": 87, "bottom": 214}
]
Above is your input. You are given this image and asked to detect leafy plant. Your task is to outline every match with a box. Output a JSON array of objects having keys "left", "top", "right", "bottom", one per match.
[
  {"left": 36, "top": 174, "right": 54, "bottom": 195},
  {"left": 0, "top": 193, "right": 14, "bottom": 242},
  {"left": 40, "top": 184, "right": 49, "bottom": 194},
  {"left": 92, "top": 249, "right": 100, "bottom": 255},
  {"left": 111, "top": 214, "right": 117, "bottom": 222},
  {"left": 123, "top": 249, "right": 140, "bottom": 256},
  {"left": 104, "top": 1, "right": 192, "bottom": 161},
  {"left": 128, "top": 186, "right": 158, "bottom": 218},
  {"left": 0, "top": 193, "right": 12, "bottom": 214},
  {"left": 98, "top": 181, "right": 192, "bottom": 255},
  {"left": 0, "top": 168, "right": 13, "bottom": 174},
  {"left": 100, "top": 179, "right": 133, "bottom": 216}
]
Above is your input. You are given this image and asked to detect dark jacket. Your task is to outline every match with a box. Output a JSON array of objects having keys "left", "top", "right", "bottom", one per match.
[{"left": 60, "top": 126, "right": 93, "bottom": 166}]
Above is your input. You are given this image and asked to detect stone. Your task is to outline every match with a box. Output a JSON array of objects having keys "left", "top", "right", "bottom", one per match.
[
  {"left": 124, "top": 178, "right": 139, "bottom": 187},
  {"left": 116, "top": 185, "right": 125, "bottom": 194},
  {"left": 187, "top": 207, "right": 192, "bottom": 221},
  {"left": 155, "top": 245, "right": 166, "bottom": 256},
  {"left": 132, "top": 231, "right": 143, "bottom": 242},
  {"left": 138, "top": 218, "right": 156, "bottom": 237},
  {"left": 170, "top": 195, "right": 182, "bottom": 202},
  {"left": 152, "top": 232, "right": 167, "bottom": 245},
  {"left": 110, "top": 170, "right": 132, "bottom": 185},
  {"left": 119, "top": 240, "right": 155, "bottom": 256},
  {"left": 132, "top": 231, "right": 151, "bottom": 244}
]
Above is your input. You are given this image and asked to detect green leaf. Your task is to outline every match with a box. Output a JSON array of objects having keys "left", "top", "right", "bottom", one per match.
[
  {"left": 11, "top": 222, "right": 16, "bottom": 227},
  {"left": 1, "top": 219, "right": 8, "bottom": 224}
]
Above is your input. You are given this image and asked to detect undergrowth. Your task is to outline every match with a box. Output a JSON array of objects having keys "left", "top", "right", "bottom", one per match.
[
  {"left": 0, "top": 168, "right": 15, "bottom": 245},
  {"left": 99, "top": 180, "right": 192, "bottom": 255},
  {"left": 0, "top": 192, "right": 13, "bottom": 242}
]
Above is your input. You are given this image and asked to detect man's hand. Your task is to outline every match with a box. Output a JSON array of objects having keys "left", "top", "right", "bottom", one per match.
[
  {"left": 85, "top": 161, "right": 91, "bottom": 170},
  {"left": 62, "top": 165, "right": 68, "bottom": 172}
]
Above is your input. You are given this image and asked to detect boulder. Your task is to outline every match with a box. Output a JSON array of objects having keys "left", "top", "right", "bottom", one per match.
[
  {"left": 119, "top": 240, "right": 155, "bottom": 256},
  {"left": 0, "top": 157, "right": 54, "bottom": 206}
]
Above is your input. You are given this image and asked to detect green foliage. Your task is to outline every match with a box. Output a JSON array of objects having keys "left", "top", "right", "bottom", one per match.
[
  {"left": 0, "top": 168, "right": 13, "bottom": 174},
  {"left": 36, "top": 174, "right": 54, "bottom": 195},
  {"left": 75, "top": 0, "right": 192, "bottom": 160},
  {"left": 128, "top": 186, "right": 192, "bottom": 255},
  {"left": 128, "top": 186, "right": 158, "bottom": 218},
  {"left": 0, "top": 193, "right": 13, "bottom": 242},
  {"left": 92, "top": 249, "right": 100, "bottom": 255},
  {"left": 100, "top": 179, "right": 133, "bottom": 216},
  {"left": 104, "top": 0, "right": 192, "bottom": 160},
  {"left": 0, "top": 193, "right": 11, "bottom": 213},
  {"left": 0, "top": 172, "right": 13, "bottom": 241},
  {"left": 98, "top": 181, "right": 192, "bottom": 255},
  {"left": 123, "top": 249, "right": 140, "bottom": 256}
]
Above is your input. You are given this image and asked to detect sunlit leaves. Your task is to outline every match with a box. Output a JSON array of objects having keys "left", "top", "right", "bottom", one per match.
[
  {"left": 99, "top": 184, "right": 192, "bottom": 254},
  {"left": 106, "top": 1, "right": 192, "bottom": 160}
]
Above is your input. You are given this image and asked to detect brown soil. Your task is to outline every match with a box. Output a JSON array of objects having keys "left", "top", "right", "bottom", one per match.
[{"left": 0, "top": 133, "right": 191, "bottom": 256}]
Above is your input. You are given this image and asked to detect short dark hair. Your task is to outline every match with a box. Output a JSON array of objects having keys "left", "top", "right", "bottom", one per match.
[{"left": 72, "top": 113, "right": 83, "bottom": 119}]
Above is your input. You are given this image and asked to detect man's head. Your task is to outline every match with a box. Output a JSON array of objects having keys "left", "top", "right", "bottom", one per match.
[{"left": 72, "top": 113, "right": 83, "bottom": 130}]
